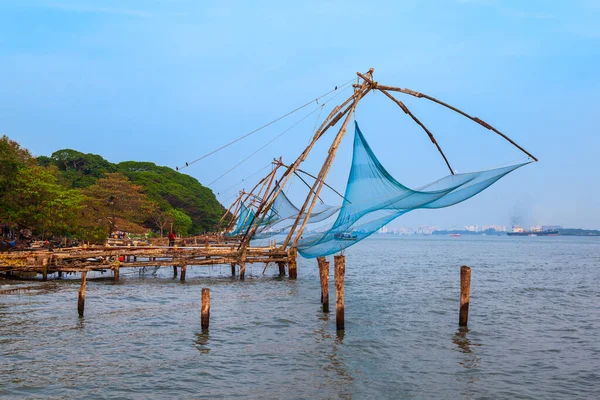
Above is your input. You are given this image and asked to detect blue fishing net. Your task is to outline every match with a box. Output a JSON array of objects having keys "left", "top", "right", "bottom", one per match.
[
  {"left": 234, "top": 122, "right": 529, "bottom": 257},
  {"left": 293, "top": 122, "right": 529, "bottom": 258}
]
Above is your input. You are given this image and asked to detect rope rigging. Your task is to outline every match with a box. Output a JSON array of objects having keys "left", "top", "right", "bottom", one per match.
[{"left": 176, "top": 77, "right": 356, "bottom": 172}]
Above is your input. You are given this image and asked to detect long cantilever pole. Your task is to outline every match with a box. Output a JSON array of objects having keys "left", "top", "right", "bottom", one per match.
[
  {"left": 356, "top": 72, "right": 454, "bottom": 174},
  {"left": 237, "top": 73, "right": 373, "bottom": 250},
  {"left": 286, "top": 74, "right": 373, "bottom": 249},
  {"left": 375, "top": 84, "right": 538, "bottom": 161}
]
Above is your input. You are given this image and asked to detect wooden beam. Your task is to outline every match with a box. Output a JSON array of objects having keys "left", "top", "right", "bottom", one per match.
[{"left": 376, "top": 84, "right": 538, "bottom": 161}]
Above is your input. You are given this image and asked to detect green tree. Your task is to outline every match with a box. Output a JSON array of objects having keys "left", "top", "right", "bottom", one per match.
[
  {"left": 166, "top": 209, "right": 193, "bottom": 236},
  {"left": 2, "top": 164, "right": 84, "bottom": 237},
  {"left": 38, "top": 149, "right": 117, "bottom": 188},
  {"left": 82, "top": 173, "right": 152, "bottom": 235}
]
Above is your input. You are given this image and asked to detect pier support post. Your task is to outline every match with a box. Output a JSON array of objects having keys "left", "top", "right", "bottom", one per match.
[
  {"left": 173, "top": 265, "right": 178, "bottom": 278},
  {"left": 78, "top": 271, "right": 87, "bottom": 317},
  {"left": 180, "top": 265, "right": 187, "bottom": 282},
  {"left": 240, "top": 263, "right": 246, "bottom": 280},
  {"left": 459, "top": 266, "right": 471, "bottom": 327},
  {"left": 288, "top": 248, "right": 298, "bottom": 279},
  {"left": 334, "top": 255, "right": 345, "bottom": 330},
  {"left": 201, "top": 288, "right": 210, "bottom": 331},
  {"left": 231, "top": 263, "right": 236, "bottom": 277},
  {"left": 277, "top": 262, "right": 286, "bottom": 277},
  {"left": 318, "top": 257, "right": 330, "bottom": 313},
  {"left": 113, "top": 262, "right": 120, "bottom": 282},
  {"left": 42, "top": 258, "right": 48, "bottom": 281},
  {"left": 58, "top": 271, "right": 63, "bottom": 279}
]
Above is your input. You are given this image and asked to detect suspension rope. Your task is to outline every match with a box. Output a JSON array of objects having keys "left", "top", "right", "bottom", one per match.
[
  {"left": 207, "top": 105, "right": 323, "bottom": 187},
  {"left": 177, "top": 78, "right": 356, "bottom": 171},
  {"left": 215, "top": 163, "right": 272, "bottom": 196}
]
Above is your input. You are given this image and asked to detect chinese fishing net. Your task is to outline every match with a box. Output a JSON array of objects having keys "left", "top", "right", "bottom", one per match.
[{"left": 237, "top": 121, "right": 529, "bottom": 257}]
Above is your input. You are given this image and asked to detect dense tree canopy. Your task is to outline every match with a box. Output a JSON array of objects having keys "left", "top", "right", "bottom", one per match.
[{"left": 1, "top": 136, "right": 225, "bottom": 243}]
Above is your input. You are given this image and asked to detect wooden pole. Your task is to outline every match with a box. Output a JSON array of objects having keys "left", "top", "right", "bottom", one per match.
[
  {"left": 113, "top": 263, "right": 120, "bottom": 282},
  {"left": 78, "top": 271, "right": 87, "bottom": 317},
  {"left": 459, "top": 266, "right": 471, "bottom": 327},
  {"left": 240, "top": 263, "right": 246, "bottom": 280},
  {"left": 42, "top": 258, "right": 48, "bottom": 281},
  {"left": 288, "top": 83, "right": 371, "bottom": 249},
  {"left": 288, "top": 248, "right": 297, "bottom": 279},
  {"left": 237, "top": 77, "right": 372, "bottom": 251},
  {"left": 173, "top": 265, "right": 178, "bottom": 278},
  {"left": 334, "top": 255, "right": 345, "bottom": 330},
  {"left": 201, "top": 288, "right": 210, "bottom": 331},
  {"left": 375, "top": 84, "right": 538, "bottom": 161},
  {"left": 231, "top": 263, "right": 236, "bottom": 277},
  {"left": 277, "top": 261, "right": 286, "bottom": 277},
  {"left": 180, "top": 265, "right": 187, "bottom": 282},
  {"left": 318, "top": 257, "right": 330, "bottom": 313}
]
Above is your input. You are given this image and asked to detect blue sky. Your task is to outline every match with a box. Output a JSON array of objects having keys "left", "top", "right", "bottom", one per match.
[{"left": 1, "top": 0, "right": 599, "bottom": 229}]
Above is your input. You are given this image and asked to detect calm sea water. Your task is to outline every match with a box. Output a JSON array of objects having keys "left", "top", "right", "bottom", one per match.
[{"left": 1, "top": 236, "right": 599, "bottom": 399}]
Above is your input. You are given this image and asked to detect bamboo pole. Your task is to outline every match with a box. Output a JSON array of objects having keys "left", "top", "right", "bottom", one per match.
[
  {"left": 289, "top": 83, "right": 371, "bottom": 249},
  {"left": 376, "top": 84, "right": 538, "bottom": 161},
  {"left": 180, "top": 265, "right": 187, "bottom": 282},
  {"left": 201, "top": 288, "right": 210, "bottom": 331},
  {"left": 459, "top": 266, "right": 471, "bottom": 327},
  {"left": 78, "top": 271, "right": 87, "bottom": 317},
  {"left": 237, "top": 77, "right": 372, "bottom": 251},
  {"left": 239, "top": 262, "right": 246, "bottom": 280},
  {"left": 356, "top": 71, "right": 454, "bottom": 174}
]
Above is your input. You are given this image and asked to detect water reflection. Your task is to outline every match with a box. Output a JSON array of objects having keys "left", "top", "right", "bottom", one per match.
[
  {"left": 313, "top": 324, "right": 353, "bottom": 398},
  {"left": 452, "top": 327, "right": 481, "bottom": 367},
  {"left": 452, "top": 327, "right": 481, "bottom": 399},
  {"left": 194, "top": 331, "right": 211, "bottom": 354}
]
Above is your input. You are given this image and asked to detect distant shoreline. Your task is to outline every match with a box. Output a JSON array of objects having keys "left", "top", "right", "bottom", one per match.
[{"left": 428, "top": 228, "right": 600, "bottom": 237}]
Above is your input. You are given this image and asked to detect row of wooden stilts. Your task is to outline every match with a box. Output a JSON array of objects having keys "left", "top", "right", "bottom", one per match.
[{"left": 77, "top": 256, "right": 472, "bottom": 332}]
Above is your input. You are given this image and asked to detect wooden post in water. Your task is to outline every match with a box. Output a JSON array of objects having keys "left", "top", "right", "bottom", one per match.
[
  {"left": 317, "top": 257, "right": 330, "bottom": 313},
  {"left": 231, "top": 263, "right": 236, "bottom": 277},
  {"left": 173, "top": 265, "right": 178, "bottom": 278},
  {"left": 240, "top": 263, "right": 246, "bottom": 280},
  {"left": 334, "top": 255, "right": 345, "bottom": 330},
  {"left": 277, "top": 261, "right": 286, "bottom": 277},
  {"left": 201, "top": 288, "right": 210, "bottom": 331},
  {"left": 113, "top": 261, "right": 120, "bottom": 282},
  {"left": 180, "top": 265, "right": 187, "bottom": 282},
  {"left": 78, "top": 271, "right": 87, "bottom": 317},
  {"left": 288, "top": 248, "right": 298, "bottom": 279},
  {"left": 459, "top": 265, "right": 471, "bottom": 327},
  {"left": 42, "top": 258, "right": 48, "bottom": 281}
]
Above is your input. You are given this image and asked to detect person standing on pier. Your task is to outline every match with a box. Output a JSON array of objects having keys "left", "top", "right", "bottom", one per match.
[{"left": 168, "top": 231, "right": 176, "bottom": 247}]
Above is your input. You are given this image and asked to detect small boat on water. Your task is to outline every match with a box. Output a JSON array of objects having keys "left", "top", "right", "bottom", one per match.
[
  {"left": 334, "top": 232, "right": 358, "bottom": 241},
  {"left": 449, "top": 233, "right": 461, "bottom": 237}
]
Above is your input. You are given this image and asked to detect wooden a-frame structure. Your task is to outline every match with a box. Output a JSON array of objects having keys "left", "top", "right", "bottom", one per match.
[{"left": 224, "top": 68, "right": 537, "bottom": 257}]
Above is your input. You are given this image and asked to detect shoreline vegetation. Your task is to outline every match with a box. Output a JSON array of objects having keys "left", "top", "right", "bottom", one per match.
[{"left": 0, "top": 135, "right": 225, "bottom": 246}]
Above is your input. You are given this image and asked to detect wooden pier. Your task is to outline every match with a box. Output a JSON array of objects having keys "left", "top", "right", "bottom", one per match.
[{"left": 0, "top": 243, "right": 296, "bottom": 282}]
